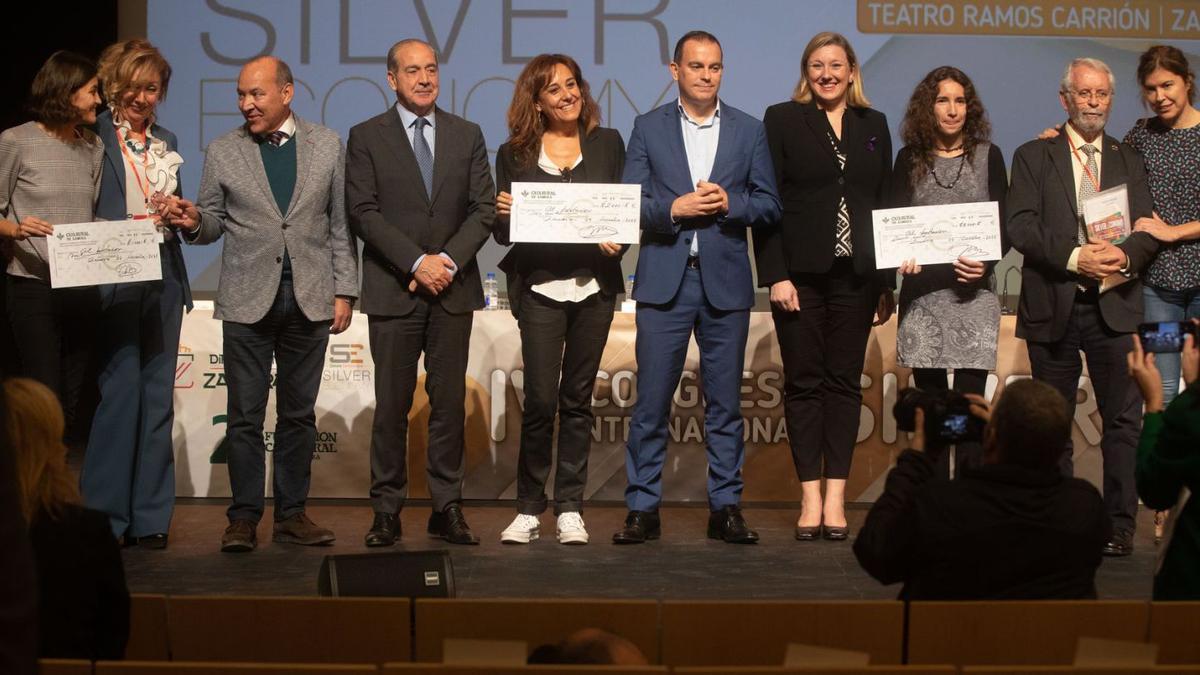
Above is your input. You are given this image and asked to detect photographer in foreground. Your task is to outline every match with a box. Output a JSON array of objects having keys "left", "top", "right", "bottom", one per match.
[
  {"left": 1128, "top": 319, "right": 1200, "bottom": 600},
  {"left": 854, "top": 379, "right": 1110, "bottom": 599}
]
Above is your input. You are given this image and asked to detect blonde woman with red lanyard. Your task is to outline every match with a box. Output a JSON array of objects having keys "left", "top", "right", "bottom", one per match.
[{"left": 80, "top": 40, "right": 190, "bottom": 549}]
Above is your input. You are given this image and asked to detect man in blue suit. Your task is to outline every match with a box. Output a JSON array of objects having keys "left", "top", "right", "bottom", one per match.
[{"left": 615, "top": 31, "right": 781, "bottom": 544}]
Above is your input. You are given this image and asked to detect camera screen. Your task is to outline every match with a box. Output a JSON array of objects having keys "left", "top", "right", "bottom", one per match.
[
  {"left": 1140, "top": 322, "right": 1185, "bottom": 353},
  {"left": 941, "top": 414, "right": 970, "bottom": 439}
]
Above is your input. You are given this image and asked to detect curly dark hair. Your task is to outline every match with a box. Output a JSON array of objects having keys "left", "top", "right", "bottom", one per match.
[
  {"left": 27, "top": 51, "right": 98, "bottom": 127},
  {"left": 506, "top": 54, "right": 600, "bottom": 171},
  {"left": 899, "top": 66, "right": 991, "bottom": 188}
]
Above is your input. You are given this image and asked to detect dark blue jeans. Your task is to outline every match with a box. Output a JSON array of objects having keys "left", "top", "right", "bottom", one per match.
[
  {"left": 223, "top": 280, "right": 331, "bottom": 524},
  {"left": 1143, "top": 284, "right": 1200, "bottom": 405}
]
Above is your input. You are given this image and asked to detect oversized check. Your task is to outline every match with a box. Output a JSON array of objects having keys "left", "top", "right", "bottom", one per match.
[
  {"left": 510, "top": 182, "right": 640, "bottom": 244},
  {"left": 872, "top": 201, "right": 1003, "bottom": 269},
  {"left": 47, "top": 219, "right": 162, "bottom": 289}
]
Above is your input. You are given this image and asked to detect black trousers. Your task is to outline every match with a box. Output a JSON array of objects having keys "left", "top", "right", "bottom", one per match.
[
  {"left": 773, "top": 260, "right": 879, "bottom": 481},
  {"left": 223, "top": 280, "right": 331, "bottom": 524},
  {"left": 5, "top": 275, "right": 99, "bottom": 443},
  {"left": 515, "top": 290, "right": 614, "bottom": 515},
  {"left": 368, "top": 299, "right": 472, "bottom": 514},
  {"left": 911, "top": 367, "right": 987, "bottom": 479},
  {"left": 1026, "top": 298, "right": 1141, "bottom": 535}
]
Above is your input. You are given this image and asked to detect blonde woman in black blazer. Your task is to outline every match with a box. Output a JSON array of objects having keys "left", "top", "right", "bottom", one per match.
[
  {"left": 493, "top": 54, "right": 626, "bottom": 545},
  {"left": 755, "top": 32, "right": 894, "bottom": 541}
]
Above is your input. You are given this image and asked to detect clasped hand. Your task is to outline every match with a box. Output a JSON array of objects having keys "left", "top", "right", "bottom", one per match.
[
  {"left": 1077, "top": 241, "right": 1126, "bottom": 280},
  {"left": 671, "top": 180, "right": 728, "bottom": 220}
]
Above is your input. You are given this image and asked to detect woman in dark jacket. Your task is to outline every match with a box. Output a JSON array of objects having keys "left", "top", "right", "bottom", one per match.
[
  {"left": 890, "top": 66, "right": 1008, "bottom": 478},
  {"left": 81, "top": 39, "right": 190, "bottom": 549},
  {"left": 6, "top": 377, "right": 129, "bottom": 660},
  {"left": 756, "top": 32, "right": 893, "bottom": 541},
  {"left": 493, "top": 53, "right": 626, "bottom": 545}
]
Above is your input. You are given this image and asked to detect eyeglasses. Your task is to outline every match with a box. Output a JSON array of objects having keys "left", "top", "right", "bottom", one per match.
[{"left": 1069, "top": 89, "right": 1111, "bottom": 103}]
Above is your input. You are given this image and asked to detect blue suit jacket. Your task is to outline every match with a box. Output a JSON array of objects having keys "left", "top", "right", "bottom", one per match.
[
  {"left": 93, "top": 108, "right": 193, "bottom": 309},
  {"left": 623, "top": 101, "right": 780, "bottom": 310}
]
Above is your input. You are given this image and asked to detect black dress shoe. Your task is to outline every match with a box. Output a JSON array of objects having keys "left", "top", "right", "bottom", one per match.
[
  {"left": 135, "top": 533, "right": 169, "bottom": 550},
  {"left": 794, "top": 525, "right": 821, "bottom": 541},
  {"left": 612, "top": 510, "right": 661, "bottom": 544},
  {"left": 364, "top": 512, "right": 400, "bottom": 547},
  {"left": 707, "top": 505, "right": 759, "bottom": 544},
  {"left": 1102, "top": 530, "right": 1134, "bottom": 557},
  {"left": 427, "top": 504, "right": 480, "bottom": 545},
  {"left": 822, "top": 525, "right": 849, "bottom": 541}
]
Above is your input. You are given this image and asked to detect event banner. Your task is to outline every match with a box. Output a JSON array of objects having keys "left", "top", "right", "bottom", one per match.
[{"left": 173, "top": 307, "right": 1109, "bottom": 504}]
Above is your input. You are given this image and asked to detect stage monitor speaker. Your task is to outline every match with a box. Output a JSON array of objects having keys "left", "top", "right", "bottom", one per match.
[{"left": 318, "top": 550, "right": 455, "bottom": 598}]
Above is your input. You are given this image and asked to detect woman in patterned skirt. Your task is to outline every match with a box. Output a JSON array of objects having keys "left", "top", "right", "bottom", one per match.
[{"left": 890, "top": 66, "right": 1008, "bottom": 478}]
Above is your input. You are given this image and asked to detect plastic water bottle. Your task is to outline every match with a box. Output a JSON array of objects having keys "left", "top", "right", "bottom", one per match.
[
  {"left": 625, "top": 274, "right": 635, "bottom": 298},
  {"left": 483, "top": 272, "right": 499, "bottom": 310}
]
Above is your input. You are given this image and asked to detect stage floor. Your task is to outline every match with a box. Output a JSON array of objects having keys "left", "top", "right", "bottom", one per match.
[{"left": 121, "top": 501, "right": 1158, "bottom": 600}]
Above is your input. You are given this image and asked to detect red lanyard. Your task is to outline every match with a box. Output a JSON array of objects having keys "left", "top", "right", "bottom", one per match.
[
  {"left": 117, "top": 125, "right": 153, "bottom": 218},
  {"left": 1065, "top": 131, "right": 1101, "bottom": 194}
]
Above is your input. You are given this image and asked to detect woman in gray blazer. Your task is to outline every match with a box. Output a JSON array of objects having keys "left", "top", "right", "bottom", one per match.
[{"left": 493, "top": 54, "right": 626, "bottom": 545}]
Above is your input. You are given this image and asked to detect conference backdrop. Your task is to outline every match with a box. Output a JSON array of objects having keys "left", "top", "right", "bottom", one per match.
[{"left": 149, "top": 1, "right": 1200, "bottom": 501}]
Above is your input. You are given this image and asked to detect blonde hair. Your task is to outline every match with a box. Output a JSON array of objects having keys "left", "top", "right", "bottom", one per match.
[
  {"left": 792, "top": 32, "right": 871, "bottom": 108},
  {"left": 3, "top": 378, "right": 80, "bottom": 524},
  {"left": 97, "top": 38, "right": 171, "bottom": 107}
]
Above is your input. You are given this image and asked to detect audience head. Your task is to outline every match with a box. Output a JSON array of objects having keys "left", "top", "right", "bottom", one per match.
[
  {"left": 237, "top": 56, "right": 294, "bottom": 136},
  {"left": 387, "top": 39, "right": 439, "bottom": 116},
  {"left": 98, "top": 39, "right": 172, "bottom": 130},
  {"left": 506, "top": 53, "right": 600, "bottom": 168},
  {"left": 27, "top": 50, "right": 100, "bottom": 130},
  {"left": 2, "top": 379, "right": 80, "bottom": 524},
  {"left": 1059, "top": 57, "right": 1115, "bottom": 139},
  {"left": 671, "top": 30, "right": 723, "bottom": 113},
  {"left": 1137, "top": 45, "right": 1196, "bottom": 127},
  {"left": 984, "top": 379, "right": 1071, "bottom": 471},
  {"left": 793, "top": 32, "right": 869, "bottom": 110},
  {"left": 528, "top": 628, "right": 649, "bottom": 665}
]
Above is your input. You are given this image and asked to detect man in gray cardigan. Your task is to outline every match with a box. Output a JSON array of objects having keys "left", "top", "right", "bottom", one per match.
[{"left": 171, "top": 56, "right": 358, "bottom": 552}]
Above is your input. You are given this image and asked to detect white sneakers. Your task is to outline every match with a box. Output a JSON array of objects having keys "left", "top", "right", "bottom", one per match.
[
  {"left": 499, "top": 512, "right": 589, "bottom": 544},
  {"left": 556, "top": 512, "right": 589, "bottom": 545},
  {"left": 500, "top": 514, "right": 541, "bottom": 544}
]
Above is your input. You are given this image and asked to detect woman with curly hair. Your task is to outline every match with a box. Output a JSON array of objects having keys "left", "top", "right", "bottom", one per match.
[
  {"left": 492, "top": 54, "right": 626, "bottom": 545},
  {"left": 890, "top": 66, "right": 1008, "bottom": 477}
]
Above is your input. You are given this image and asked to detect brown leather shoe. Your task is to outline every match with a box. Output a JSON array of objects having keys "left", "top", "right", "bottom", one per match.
[
  {"left": 273, "top": 512, "right": 335, "bottom": 546},
  {"left": 221, "top": 519, "right": 257, "bottom": 553}
]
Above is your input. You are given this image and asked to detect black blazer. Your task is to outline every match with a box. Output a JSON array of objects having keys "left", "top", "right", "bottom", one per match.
[
  {"left": 346, "top": 106, "right": 496, "bottom": 316},
  {"left": 493, "top": 126, "right": 627, "bottom": 317},
  {"left": 30, "top": 504, "right": 129, "bottom": 660},
  {"left": 889, "top": 143, "right": 1009, "bottom": 305},
  {"left": 1006, "top": 128, "right": 1159, "bottom": 341},
  {"left": 755, "top": 100, "right": 893, "bottom": 284}
]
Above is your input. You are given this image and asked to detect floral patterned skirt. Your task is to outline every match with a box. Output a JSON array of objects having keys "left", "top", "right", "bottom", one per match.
[{"left": 897, "top": 288, "right": 1000, "bottom": 370}]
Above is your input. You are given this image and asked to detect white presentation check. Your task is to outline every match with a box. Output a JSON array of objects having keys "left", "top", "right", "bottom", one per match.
[
  {"left": 872, "top": 201, "right": 1003, "bottom": 269},
  {"left": 510, "top": 182, "right": 641, "bottom": 244},
  {"left": 47, "top": 219, "right": 162, "bottom": 289}
]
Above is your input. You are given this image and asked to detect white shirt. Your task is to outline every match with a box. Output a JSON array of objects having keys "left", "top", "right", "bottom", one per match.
[
  {"left": 529, "top": 146, "right": 601, "bottom": 303},
  {"left": 269, "top": 114, "right": 297, "bottom": 146},
  {"left": 678, "top": 98, "right": 721, "bottom": 256}
]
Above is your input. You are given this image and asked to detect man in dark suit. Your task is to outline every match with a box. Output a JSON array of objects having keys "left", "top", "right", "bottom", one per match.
[
  {"left": 1007, "top": 56, "right": 1160, "bottom": 557},
  {"left": 614, "top": 31, "right": 781, "bottom": 544},
  {"left": 346, "top": 39, "right": 495, "bottom": 547}
]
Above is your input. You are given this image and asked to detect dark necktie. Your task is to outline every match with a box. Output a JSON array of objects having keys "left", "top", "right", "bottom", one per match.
[
  {"left": 412, "top": 117, "right": 433, "bottom": 197},
  {"left": 266, "top": 130, "right": 289, "bottom": 147}
]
